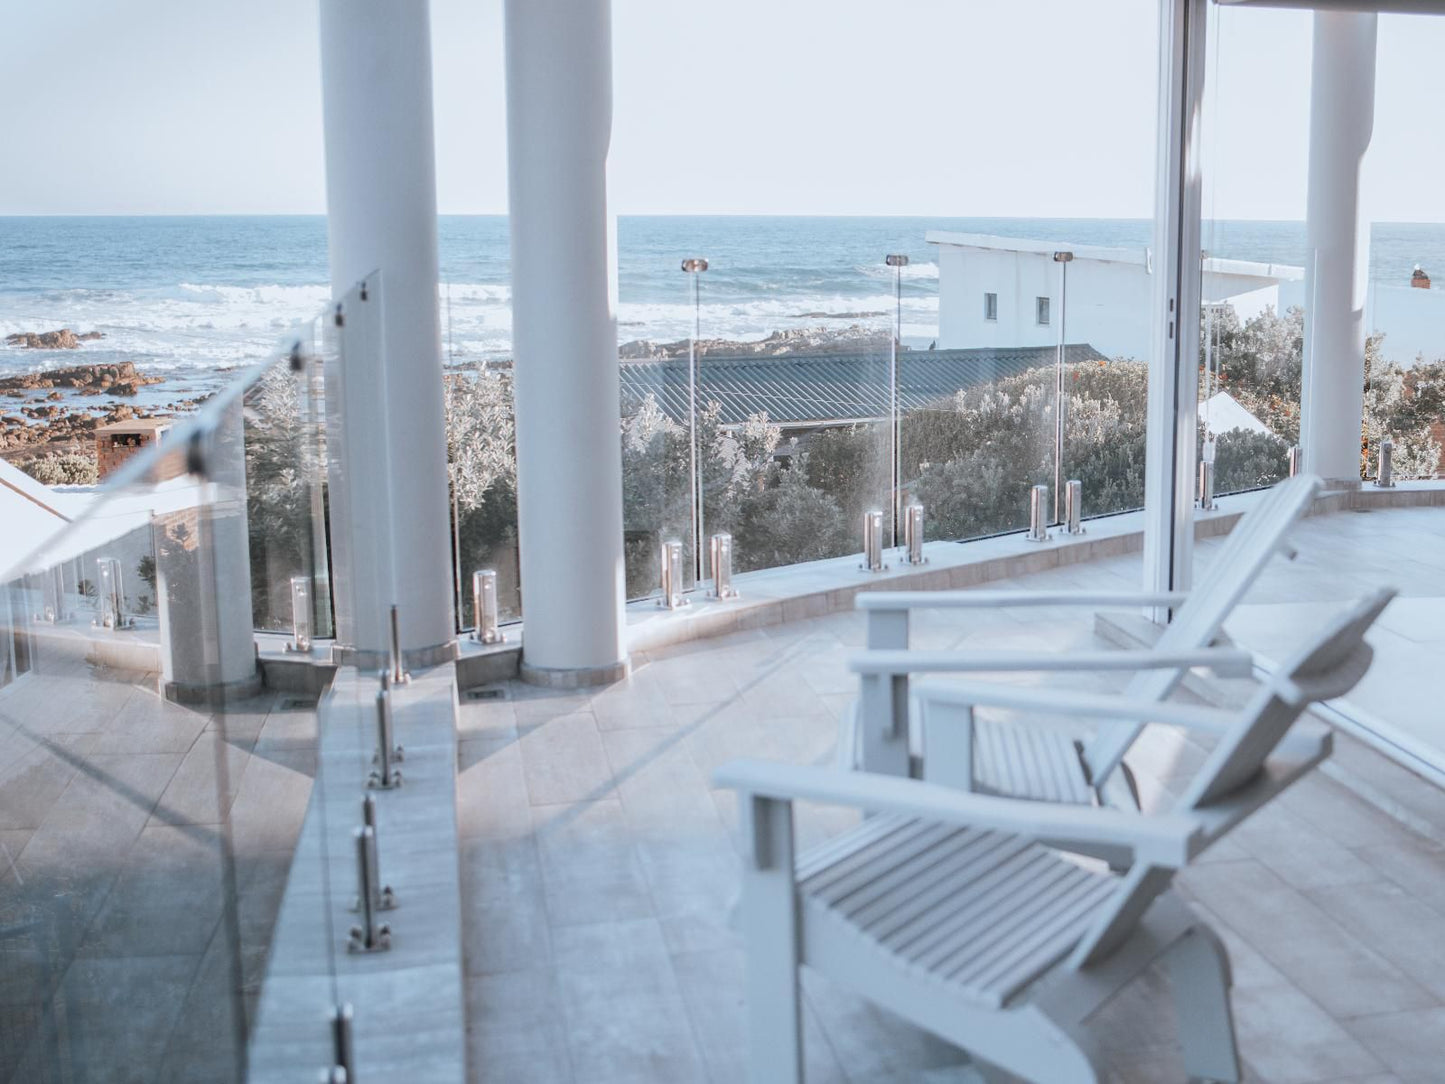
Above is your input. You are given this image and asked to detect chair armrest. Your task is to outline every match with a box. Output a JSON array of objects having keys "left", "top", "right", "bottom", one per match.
[
  {"left": 913, "top": 679, "right": 1238, "bottom": 732},
  {"left": 714, "top": 759, "right": 1203, "bottom": 867},
  {"left": 850, "top": 645, "right": 1255, "bottom": 678},
  {"left": 857, "top": 589, "right": 1188, "bottom": 613}
]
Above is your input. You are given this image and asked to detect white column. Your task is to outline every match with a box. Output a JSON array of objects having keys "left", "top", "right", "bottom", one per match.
[
  {"left": 1302, "top": 11, "right": 1376, "bottom": 487},
  {"left": 319, "top": 0, "right": 455, "bottom": 659},
  {"left": 504, "top": 0, "right": 628, "bottom": 685}
]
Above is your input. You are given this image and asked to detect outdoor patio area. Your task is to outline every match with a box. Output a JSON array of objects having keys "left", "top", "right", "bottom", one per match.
[{"left": 455, "top": 503, "right": 1445, "bottom": 1084}]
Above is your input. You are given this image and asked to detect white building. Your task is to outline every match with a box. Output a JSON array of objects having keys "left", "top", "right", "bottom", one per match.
[{"left": 932, "top": 231, "right": 1445, "bottom": 369}]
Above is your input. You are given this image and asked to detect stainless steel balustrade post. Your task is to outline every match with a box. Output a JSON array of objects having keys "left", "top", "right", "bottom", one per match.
[
  {"left": 903, "top": 504, "right": 926, "bottom": 565},
  {"left": 285, "top": 575, "right": 312, "bottom": 653},
  {"left": 1026, "top": 485, "right": 1052, "bottom": 542},
  {"left": 1198, "top": 461, "right": 1216, "bottom": 511},
  {"left": 367, "top": 686, "right": 403, "bottom": 789},
  {"left": 347, "top": 826, "right": 391, "bottom": 953},
  {"left": 708, "top": 533, "right": 739, "bottom": 600},
  {"left": 658, "top": 539, "right": 689, "bottom": 610},
  {"left": 1064, "top": 479, "right": 1086, "bottom": 535},
  {"left": 350, "top": 795, "right": 396, "bottom": 914},
  {"left": 328, "top": 1003, "right": 356, "bottom": 1082},
  {"left": 1288, "top": 445, "right": 1302, "bottom": 478},
  {"left": 860, "top": 510, "right": 887, "bottom": 572},
  {"left": 471, "top": 569, "right": 505, "bottom": 643},
  {"left": 1375, "top": 436, "right": 1396, "bottom": 488},
  {"left": 388, "top": 603, "right": 410, "bottom": 685}
]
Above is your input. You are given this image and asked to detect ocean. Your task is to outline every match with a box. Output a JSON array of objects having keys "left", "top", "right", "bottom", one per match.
[{"left": 2, "top": 214, "right": 1444, "bottom": 411}]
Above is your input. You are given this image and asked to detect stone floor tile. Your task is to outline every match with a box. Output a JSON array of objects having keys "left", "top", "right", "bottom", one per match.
[
  {"left": 467, "top": 969, "right": 574, "bottom": 1084},
  {"left": 550, "top": 918, "right": 708, "bottom": 1083},
  {"left": 1306, "top": 878, "right": 1445, "bottom": 1001},
  {"left": 518, "top": 712, "right": 615, "bottom": 806},
  {"left": 533, "top": 799, "right": 653, "bottom": 928},
  {"left": 456, "top": 737, "right": 531, "bottom": 841},
  {"left": 801, "top": 970, "right": 970, "bottom": 1082},
  {"left": 671, "top": 946, "right": 848, "bottom": 1083},
  {"left": 1345, "top": 1007, "right": 1445, "bottom": 1081},
  {"left": 150, "top": 732, "right": 251, "bottom": 826},
  {"left": 79, "top": 824, "right": 227, "bottom": 958},
  {"left": 1350, "top": 835, "right": 1445, "bottom": 913},
  {"left": 461, "top": 835, "right": 551, "bottom": 975},
  {"left": 1181, "top": 860, "right": 1436, "bottom": 1019}
]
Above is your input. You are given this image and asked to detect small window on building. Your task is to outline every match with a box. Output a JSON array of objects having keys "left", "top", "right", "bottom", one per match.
[
  {"left": 1036, "top": 296, "right": 1051, "bottom": 326},
  {"left": 984, "top": 292, "right": 998, "bottom": 321}
]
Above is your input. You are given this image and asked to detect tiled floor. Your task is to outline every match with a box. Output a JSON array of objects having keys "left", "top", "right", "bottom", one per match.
[
  {"left": 457, "top": 505, "right": 1445, "bottom": 1084},
  {"left": 4, "top": 503, "right": 1445, "bottom": 1083},
  {"left": 0, "top": 655, "right": 315, "bottom": 1083}
]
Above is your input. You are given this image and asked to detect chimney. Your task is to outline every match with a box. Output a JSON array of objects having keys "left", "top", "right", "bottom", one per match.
[
  {"left": 94, "top": 418, "right": 172, "bottom": 481},
  {"left": 1412, "top": 264, "right": 1431, "bottom": 289}
]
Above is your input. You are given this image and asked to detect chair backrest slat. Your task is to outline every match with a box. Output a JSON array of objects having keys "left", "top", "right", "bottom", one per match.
[
  {"left": 1082, "top": 475, "right": 1320, "bottom": 783},
  {"left": 1070, "top": 588, "right": 1392, "bottom": 971},
  {"left": 1177, "top": 589, "right": 1391, "bottom": 811}
]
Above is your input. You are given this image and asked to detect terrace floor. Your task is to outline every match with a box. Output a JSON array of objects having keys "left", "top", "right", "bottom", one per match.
[
  {"left": 3, "top": 502, "right": 1445, "bottom": 1082},
  {"left": 457, "top": 503, "right": 1445, "bottom": 1084}
]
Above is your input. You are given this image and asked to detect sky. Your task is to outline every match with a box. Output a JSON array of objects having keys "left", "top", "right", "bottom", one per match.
[{"left": 0, "top": 1, "right": 1441, "bottom": 221}]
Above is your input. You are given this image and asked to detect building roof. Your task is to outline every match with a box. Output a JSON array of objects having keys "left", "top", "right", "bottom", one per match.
[
  {"left": 1201, "top": 390, "right": 1276, "bottom": 439},
  {"left": 94, "top": 418, "right": 172, "bottom": 435},
  {"left": 925, "top": 230, "right": 1303, "bottom": 282},
  {"left": 619, "top": 344, "right": 1109, "bottom": 428},
  {"left": 0, "top": 458, "right": 78, "bottom": 578}
]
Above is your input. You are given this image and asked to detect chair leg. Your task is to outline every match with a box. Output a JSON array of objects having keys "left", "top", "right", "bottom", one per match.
[
  {"left": 1166, "top": 924, "right": 1241, "bottom": 1083},
  {"left": 747, "top": 959, "right": 804, "bottom": 1084}
]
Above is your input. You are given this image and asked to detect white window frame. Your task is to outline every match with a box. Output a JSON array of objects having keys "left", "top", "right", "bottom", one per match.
[
  {"left": 984, "top": 292, "right": 998, "bottom": 321},
  {"left": 1035, "top": 296, "right": 1051, "bottom": 326}
]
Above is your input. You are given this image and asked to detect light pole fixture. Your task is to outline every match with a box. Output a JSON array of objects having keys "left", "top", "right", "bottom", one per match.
[
  {"left": 885, "top": 255, "right": 909, "bottom": 551},
  {"left": 1052, "top": 251, "right": 1073, "bottom": 525},
  {"left": 682, "top": 257, "right": 709, "bottom": 583}
]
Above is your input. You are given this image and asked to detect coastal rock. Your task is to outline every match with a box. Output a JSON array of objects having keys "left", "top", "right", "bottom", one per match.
[
  {"left": 4, "top": 329, "right": 104, "bottom": 350},
  {"left": 0, "top": 361, "right": 162, "bottom": 397},
  {"left": 619, "top": 323, "right": 895, "bottom": 361},
  {"left": 0, "top": 362, "right": 169, "bottom": 456}
]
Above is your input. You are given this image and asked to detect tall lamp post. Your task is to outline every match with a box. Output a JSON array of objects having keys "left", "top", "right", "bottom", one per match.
[
  {"left": 885, "top": 253, "right": 908, "bottom": 548},
  {"left": 1052, "top": 250, "right": 1073, "bottom": 524},
  {"left": 682, "top": 258, "right": 709, "bottom": 582}
]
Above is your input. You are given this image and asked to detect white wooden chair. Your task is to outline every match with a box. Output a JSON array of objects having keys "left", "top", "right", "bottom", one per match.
[
  {"left": 844, "top": 474, "right": 1322, "bottom": 805},
  {"left": 718, "top": 589, "right": 1392, "bottom": 1084}
]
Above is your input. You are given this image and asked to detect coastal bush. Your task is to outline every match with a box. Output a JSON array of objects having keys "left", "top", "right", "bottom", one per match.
[
  {"left": 243, "top": 368, "right": 319, "bottom": 631},
  {"left": 20, "top": 452, "right": 98, "bottom": 486},
  {"left": 1204, "top": 305, "right": 1443, "bottom": 482}
]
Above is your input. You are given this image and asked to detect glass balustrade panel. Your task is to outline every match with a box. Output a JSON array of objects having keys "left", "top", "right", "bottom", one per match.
[{"left": 0, "top": 339, "right": 326, "bottom": 1082}]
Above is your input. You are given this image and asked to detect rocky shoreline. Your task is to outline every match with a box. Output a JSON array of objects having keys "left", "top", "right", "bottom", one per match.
[{"left": 0, "top": 361, "right": 194, "bottom": 461}]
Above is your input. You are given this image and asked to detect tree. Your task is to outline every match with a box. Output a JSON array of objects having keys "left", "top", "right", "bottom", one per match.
[{"left": 444, "top": 366, "right": 520, "bottom": 623}]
